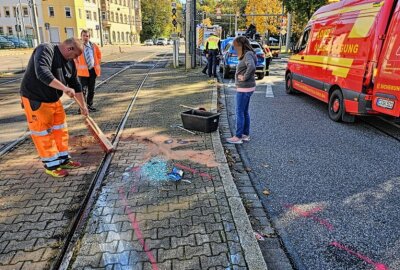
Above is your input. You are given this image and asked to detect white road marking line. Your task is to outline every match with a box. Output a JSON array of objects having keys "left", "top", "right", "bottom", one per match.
[{"left": 265, "top": 84, "right": 274, "bottom": 98}]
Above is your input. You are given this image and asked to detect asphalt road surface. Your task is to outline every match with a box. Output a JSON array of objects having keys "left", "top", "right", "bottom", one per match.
[{"left": 223, "top": 57, "right": 400, "bottom": 270}]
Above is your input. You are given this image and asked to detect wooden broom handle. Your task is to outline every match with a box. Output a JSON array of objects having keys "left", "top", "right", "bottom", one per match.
[{"left": 73, "top": 96, "right": 87, "bottom": 114}]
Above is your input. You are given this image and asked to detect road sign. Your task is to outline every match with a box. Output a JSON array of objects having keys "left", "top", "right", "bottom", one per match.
[
  {"left": 280, "top": 29, "right": 287, "bottom": 35},
  {"left": 171, "top": 2, "right": 177, "bottom": 8},
  {"left": 172, "top": 19, "right": 178, "bottom": 27}
]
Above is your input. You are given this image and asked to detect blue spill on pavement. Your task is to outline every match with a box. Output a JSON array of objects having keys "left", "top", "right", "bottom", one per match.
[{"left": 140, "top": 157, "right": 169, "bottom": 182}]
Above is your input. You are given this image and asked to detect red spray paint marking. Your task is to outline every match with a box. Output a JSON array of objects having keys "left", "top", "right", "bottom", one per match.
[
  {"left": 330, "top": 241, "right": 389, "bottom": 270},
  {"left": 174, "top": 163, "right": 213, "bottom": 180},
  {"left": 285, "top": 204, "right": 334, "bottom": 231},
  {"left": 118, "top": 187, "right": 159, "bottom": 270}
]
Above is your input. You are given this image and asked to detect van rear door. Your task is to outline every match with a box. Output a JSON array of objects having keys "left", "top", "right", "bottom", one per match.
[{"left": 373, "top": 4, "right": 400, "bottom": 117}]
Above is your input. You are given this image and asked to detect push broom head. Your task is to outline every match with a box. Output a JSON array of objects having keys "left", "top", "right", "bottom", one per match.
[
  {"left": 85, "top": 116, "right": 114, "bottom": 153},
  {"left": 74, "top": 97, "right": 114, "bottom": 153}
]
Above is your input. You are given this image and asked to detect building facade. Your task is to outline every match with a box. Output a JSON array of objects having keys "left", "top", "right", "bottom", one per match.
[
  {"left": 100, "top": 0, "right": 141, "bottom": 45},
  {"left": 41, "top": 0, "right": 87, "bottom": 43},
  {"left": 0, "top": 0, "right": 45, "bottom": 42},
  {"left": 0, "top": 0, "right": 142, "bottom": 45}
]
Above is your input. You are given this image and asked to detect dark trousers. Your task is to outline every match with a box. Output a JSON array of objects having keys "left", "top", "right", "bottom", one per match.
[
  {"left": 79, "top": 68, "right": 97, "bottom": 106},
  {"left": 207, "top": 50, "right": 218, "bottom": 77}
]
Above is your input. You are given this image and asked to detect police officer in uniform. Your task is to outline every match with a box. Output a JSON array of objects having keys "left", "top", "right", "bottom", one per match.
[{"left": 204, "top": 33, "right": 221, "bottom": 78}]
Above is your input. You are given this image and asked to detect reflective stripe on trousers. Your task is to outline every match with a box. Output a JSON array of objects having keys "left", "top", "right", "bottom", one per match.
[{"left": 21, "top": 97, "right": 70, "bottom": 169}]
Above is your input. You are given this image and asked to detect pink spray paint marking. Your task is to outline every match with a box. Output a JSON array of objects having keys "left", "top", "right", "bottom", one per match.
[
  {"left": 118, "top": 187, "right": 159, "bottom": 270},
  {"left": 330, "top": 241, "right": 389, "bottom": 270},
  {"left": 174, "top": 163, "right": 213, "bottom": 180},
  {"left": 285, "top": 204, "right": 334, "bottom": 231}
]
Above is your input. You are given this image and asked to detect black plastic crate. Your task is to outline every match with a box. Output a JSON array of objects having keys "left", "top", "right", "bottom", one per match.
[{"left": 181, "top": 109, "right": 221, "bottom": 133}]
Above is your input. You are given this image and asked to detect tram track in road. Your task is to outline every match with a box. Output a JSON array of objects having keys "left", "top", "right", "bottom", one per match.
[
  {"left": 52, "top": 52, "right": 169, "bottom": 270},
  {"left": 0, "top": 51, "right": 159, "bottom": 159},
  {"left": 360, "top": 116, "right": 400, "bottom": 143}
]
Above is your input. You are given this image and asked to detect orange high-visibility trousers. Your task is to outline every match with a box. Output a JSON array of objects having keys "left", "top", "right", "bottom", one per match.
[{"left": 21, "top": 97, "right": 70, "bottom": 169}]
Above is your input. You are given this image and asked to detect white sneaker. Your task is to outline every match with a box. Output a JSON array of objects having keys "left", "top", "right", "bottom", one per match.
[
  {"left": 242, "top": 135, "right": 251, "bottom": 142},
  {"left": 226, "top": 137, "right": 243, "bottom": 144}
]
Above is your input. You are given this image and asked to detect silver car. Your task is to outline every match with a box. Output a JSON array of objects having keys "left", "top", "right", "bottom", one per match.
[{"left": 144, "top": 39, "right": 154, "bottom": 46}]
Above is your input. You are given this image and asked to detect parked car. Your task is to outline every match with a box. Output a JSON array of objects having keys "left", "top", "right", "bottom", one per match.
[
  {"left": 156, "top": 38, "right": 168, "bottom": 46},
  {"left": 144, "top": 39, "right": 154, "bottom": 46},
  {"left": 219, "top": 41, "right": 266, "bottom": 80},
  {"left": 0, "top": 37, "right": 15, "bottom": 49},
  {"left": 3, "top": 36, "right": 29, "bottom": 48}
]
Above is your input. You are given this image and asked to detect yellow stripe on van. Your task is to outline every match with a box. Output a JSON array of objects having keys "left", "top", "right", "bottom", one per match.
[
  {"left": 311, "top": 1, "right": 384, "bottom": 21},
  {"left": 289, "top": 55, "right": 354, "bottom": 78}
]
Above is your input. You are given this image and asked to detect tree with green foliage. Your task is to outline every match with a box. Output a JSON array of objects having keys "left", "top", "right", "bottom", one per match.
[
  {"left": 283, "top": 0, "right": 328, "bottom": 40},
  {"left": 140, "top": 0, "right": 182, "bottom": 42},
  {"left": 283, "top": 0, "right": 328, "bottom": 20}
]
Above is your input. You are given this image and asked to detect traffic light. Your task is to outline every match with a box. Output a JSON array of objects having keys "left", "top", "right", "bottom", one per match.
[{"left": 172, "top": 2, "right": 177, "bottom": 27}]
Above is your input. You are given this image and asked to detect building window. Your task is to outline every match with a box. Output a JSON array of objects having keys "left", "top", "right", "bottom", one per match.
[
  {"left": 0, "top": 27, "right": 3, "bottom": 35},
  {"left": 49, "top": 6, "right": 55, "bottom": 17},
  {"left": 117, "top": 32, "right": 120, "bottom": 42},
  {"left": 86, "top": 10, "right": 92, "bottom": 20},
  {"left": 112, "top": 31, "right": 116, "bottom": 42},
  {"left": 65, "top": 7, "right": 72, "bottom": 18},
  {"left": 22, "top": 7, "right": 29, "bottom": 17},
  {"left": 93, "top": 0, "right": 96, "bottom": 3},
  {"left": 7, "top": 26, "right": 13, "bottom": 35},
  {"left": 120, "top": 14, "right": 123, "bottom": 23},
  {"left": 79, "top": 9, "right": 82, "bottom": 19},
  {"left": 102, "top": 11, "right": 106, "bottom": 20},
  {"left": 13, "top": 7, "right": 17, "bottom": 17},
  {"left": 93, "top": 12, "right": 97, "bottom": 21},
  {"left": 115, "top": 13, "right": 119, "bottom": 22},
  {"left": 4, "top": 7, "right": 10, "bottom": 17},
  {"left": 111, "top": 12, "right": 114, "bottom": 21}
]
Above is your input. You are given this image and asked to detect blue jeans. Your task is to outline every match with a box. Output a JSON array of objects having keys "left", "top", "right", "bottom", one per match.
[{"left": 235, "top": 91, "right": 253, "bottom": 138}]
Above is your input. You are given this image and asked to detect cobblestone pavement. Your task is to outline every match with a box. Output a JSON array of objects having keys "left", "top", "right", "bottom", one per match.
[
  {"left": 0, "top": 50, "right": 166, "bottom": 269},
  {"left": 69, "top": 59, "right": 266, "bottom": 269}
]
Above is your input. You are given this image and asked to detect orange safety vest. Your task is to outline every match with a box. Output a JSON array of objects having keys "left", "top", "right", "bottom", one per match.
[{"left": 75, "top": 42, "right": 102, "bottom": 77}]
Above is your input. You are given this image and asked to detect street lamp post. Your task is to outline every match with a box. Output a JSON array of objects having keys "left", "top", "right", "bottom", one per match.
[{"left": 28, "top": 0, "right": 41, "bottom": 45}]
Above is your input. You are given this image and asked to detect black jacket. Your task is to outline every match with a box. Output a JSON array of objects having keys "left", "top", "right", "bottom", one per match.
[{"left": 20, "top": 43, "right": 82, "bottom": 102}]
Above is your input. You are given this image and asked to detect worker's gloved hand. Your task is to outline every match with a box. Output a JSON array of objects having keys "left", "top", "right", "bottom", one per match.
[
  {"left": 63, "top": 86, "right": 76, "bottom": 98},
  {"left": 80, "top": 106, "right": 89, "bottom": 117}
]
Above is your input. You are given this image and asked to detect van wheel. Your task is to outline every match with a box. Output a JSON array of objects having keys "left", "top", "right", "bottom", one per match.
[
  {"left": 257, "top": 73, "right": 265, "bottom": 80},
  {"left": 328, "top": 89, "right": 344, "bottom": 122},
  {"left": 285, "top": 72, "right": 296, "bottom": 94}
]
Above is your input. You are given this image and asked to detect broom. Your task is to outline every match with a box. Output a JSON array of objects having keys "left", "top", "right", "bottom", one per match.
[{"left": 74, "top": 97, "right": 114, "bottom": 153}]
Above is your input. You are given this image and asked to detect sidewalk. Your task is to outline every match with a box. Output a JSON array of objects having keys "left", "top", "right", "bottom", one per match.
[{"left": 69, "top": 62, "right": 267, "bottom": 269}]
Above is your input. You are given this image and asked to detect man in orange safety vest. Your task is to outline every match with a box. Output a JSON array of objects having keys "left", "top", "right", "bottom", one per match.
[{"left": 75, "top": 29, "right": 102, "bottom": 112}]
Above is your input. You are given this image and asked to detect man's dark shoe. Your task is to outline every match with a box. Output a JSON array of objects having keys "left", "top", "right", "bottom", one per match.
[{"left": 88, "top": 105, "right": 97, "bottom": 112}]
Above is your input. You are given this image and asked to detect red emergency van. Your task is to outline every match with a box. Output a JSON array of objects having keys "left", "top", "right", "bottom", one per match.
[{"left": 286, "top": 0, "right": 400, "bottom": 122}]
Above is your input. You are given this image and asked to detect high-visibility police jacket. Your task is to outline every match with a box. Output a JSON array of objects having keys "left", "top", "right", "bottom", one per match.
[
  {"left": 75, "top": 42, "right": 102, "bottom": 77},
  {"left": 205, "top": 35, "right": 221, "bottom": 52}
]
